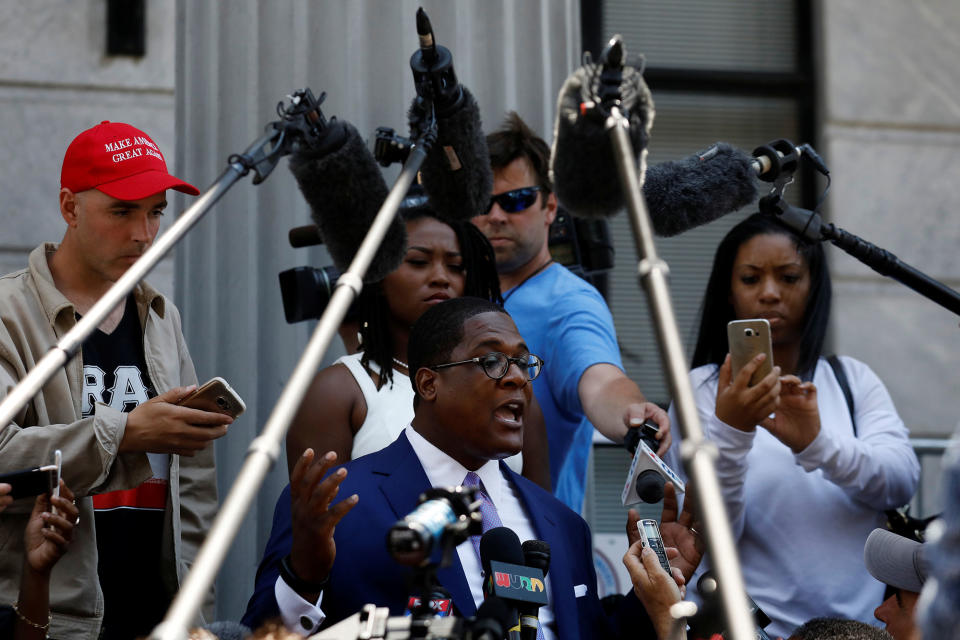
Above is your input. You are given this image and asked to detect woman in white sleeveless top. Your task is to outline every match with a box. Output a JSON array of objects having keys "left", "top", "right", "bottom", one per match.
[{"left": 285, "top": 194, "right": 550, "bottom": 489}]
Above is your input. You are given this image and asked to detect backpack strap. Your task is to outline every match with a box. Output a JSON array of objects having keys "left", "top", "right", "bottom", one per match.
[
  {"left": 826, "top": 354, "right": 857, "bottom": 437},
  {"left": 827, "top": 355, "right": 933, "bottom": 541}
]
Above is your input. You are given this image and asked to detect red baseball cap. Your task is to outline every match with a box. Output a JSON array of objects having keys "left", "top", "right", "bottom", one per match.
[{"left": 60, "top": 121, "right": 199, "bottom": 200}]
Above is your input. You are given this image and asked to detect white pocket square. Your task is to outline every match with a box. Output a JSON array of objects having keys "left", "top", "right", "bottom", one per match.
[{"left": 573, "top": 584, "right": 588, "bottom": 598}]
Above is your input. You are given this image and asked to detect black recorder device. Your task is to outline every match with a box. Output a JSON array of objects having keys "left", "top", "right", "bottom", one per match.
[{"left": 637, "top": 518, "right": 671, "bottom": 574}]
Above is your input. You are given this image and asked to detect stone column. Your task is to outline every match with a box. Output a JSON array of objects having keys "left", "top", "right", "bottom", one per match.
[{"left": 821, "top": 0, "right": 960, "bottom": 439}]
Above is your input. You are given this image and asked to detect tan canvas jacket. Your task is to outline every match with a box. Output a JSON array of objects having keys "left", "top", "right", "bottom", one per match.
[{"left": 0, "top": 243, "right": 217, "bottom": 639}]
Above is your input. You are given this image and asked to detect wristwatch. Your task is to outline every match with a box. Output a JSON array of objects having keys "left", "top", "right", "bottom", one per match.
[{"left": 280, "top": 554, "right": 330, "bottom": 593}]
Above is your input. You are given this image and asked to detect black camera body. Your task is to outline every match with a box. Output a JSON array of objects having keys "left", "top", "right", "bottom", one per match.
[
  {"left": 548, "top": 207, "right": 615, "bottom": 298},
  {"left": 373, "top": 127, "right": 413, "bottom": 167},
  {"left": 278, "top": 264, "right": 343, "bottom": 324}
]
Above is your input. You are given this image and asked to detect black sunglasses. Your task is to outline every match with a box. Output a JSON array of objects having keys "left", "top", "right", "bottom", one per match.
[
  {"left": 486, "top": 186, "right": 542, "bottom": 214},
  {"left": 431, "top": 351, "right": 544, "bottom": 381}
]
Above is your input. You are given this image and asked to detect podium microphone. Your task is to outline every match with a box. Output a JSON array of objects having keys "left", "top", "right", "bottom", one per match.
[
  {"left": 519, "top": 540, "right": 551, "bottom": 640},
  {"left": 479, "top": 529, "right": 549, "bottom": 640},
  {"left": 387, "top": 486, "right": 481, "bottom": 567}
]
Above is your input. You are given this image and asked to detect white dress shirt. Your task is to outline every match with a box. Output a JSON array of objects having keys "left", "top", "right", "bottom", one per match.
[{"left": 275, "top": 424, "right": 556, "bottom": 638}]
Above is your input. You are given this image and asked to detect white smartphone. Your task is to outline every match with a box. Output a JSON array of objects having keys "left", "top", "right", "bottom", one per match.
[
  {"left": 177, "top": 377, "right": 246, "bottom": 419},
  {"left": 50, "top": 449, "right": 62, "bottom": 519},
  {"left": 727, "top": 319, "right": 774, "bottom": 386},
  {"left": 637, "top": 518, "right": 671, "bottom": 574}
]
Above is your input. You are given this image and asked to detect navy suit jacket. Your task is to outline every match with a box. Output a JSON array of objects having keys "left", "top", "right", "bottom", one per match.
[{"left": 242, "top": 433, "right": 653, "bottom": 639}]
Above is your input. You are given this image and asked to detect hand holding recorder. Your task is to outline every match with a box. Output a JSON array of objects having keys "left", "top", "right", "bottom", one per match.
[
  {"left": 657, "top": 482, "right": 704, "bottom": 583},
  {"left": 623, "top": 512, "right": 686, "bottom": 640}
]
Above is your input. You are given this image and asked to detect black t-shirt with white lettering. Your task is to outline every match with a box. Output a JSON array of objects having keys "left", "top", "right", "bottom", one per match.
[{"left": 80, "top": 294, "right": 169, "bottom": 640}]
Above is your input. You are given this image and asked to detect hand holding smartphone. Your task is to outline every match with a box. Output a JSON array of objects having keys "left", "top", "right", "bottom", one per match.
[
  {"left": 50, "top": 449, "right": 62, "bottom": 518},
  {"left": 727, "top": 319, "right": 774, "bottom": 386},
  {"left": 0, "top": 449, "right": 61, "bottom": 501},
  {"left": 177, "top": 377, "right": 246, "bottom": 419}
]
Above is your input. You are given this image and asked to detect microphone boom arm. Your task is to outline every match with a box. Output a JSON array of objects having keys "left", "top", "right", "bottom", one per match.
[
  {"left": 759, "top": 194, "right": 960, "bottom": 316},
  {"left": 605, "top": 105, "right": 758, "bottom": 640}
]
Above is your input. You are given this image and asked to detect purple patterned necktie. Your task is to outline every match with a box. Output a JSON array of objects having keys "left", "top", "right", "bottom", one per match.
[
  {"left": 463, "top": 472, "right": 546, "bottom": 640},
  {"left": 462, "top": 471, "right": 503, "bottom": 559}
]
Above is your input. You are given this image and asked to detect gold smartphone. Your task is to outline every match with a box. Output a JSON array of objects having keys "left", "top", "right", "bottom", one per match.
[
  {"left": 727, "top": 319, "right": 774, "bottom": 386},
  {"left": 177, "top": 377, "right": 246, "bottom": 419}
]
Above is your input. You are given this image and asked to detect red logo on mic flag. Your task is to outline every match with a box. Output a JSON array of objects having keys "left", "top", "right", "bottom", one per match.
[{"left": 488, "top": 561, "right": 549, "bottom": 605}]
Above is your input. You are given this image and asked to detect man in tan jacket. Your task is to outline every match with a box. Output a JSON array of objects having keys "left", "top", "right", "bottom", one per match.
[{"left": 0, "top": 121, "right": 231, "bottom": 639}]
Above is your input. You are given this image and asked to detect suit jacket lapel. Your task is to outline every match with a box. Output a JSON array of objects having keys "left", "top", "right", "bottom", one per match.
[
  {"left": 375, "top": 433, "right": 477, "bottom": 617},
  {"left": 505, "top": 463, "right": 579, "bottom": 639}
]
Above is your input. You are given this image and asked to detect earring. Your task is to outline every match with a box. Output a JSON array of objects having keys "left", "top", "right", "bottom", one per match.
[{"left": 358, "top": 321, "right": 368, "bottom": 347}]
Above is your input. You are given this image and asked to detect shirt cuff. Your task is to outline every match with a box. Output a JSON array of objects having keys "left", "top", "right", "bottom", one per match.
[
  {"left": 710, "top": 418, "right": 757, "bottom": 453},
  {"left": 794, "top": 426, "right": 834, "bottom": 471},
  {"left": 275, "top": 575, "right": 326, "bottom": 634}
]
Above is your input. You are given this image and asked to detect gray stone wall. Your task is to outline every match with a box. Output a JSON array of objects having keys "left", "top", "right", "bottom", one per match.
[
  {"left": 820, "top": 0, "right": 960, "bottom": 438},
  {"left": 0, "top": 0, "right": 179, "bottom": 294}
]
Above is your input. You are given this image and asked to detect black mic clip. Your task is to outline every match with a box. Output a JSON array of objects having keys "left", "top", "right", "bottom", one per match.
[
  {"left": 409, "top": 8, "right": 464, "bottom": 120},
  {"left": 752, "top": 138, "right": 800, "bottom": 187},
  {"left": 576, "top": 35, "right": 649, "bottom": 126},
  {"left": 227, "top": 87, "right": 337, "bottom": 185},
  {"left": 596, "top": 36, "right": 626, "bottom": 115},
  {"left": 759, "top": 192, "right": 824, "bottom": 243}
]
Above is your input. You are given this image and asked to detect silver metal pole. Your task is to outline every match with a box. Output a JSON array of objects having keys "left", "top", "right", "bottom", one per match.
[
  {"left": 606, "top": 107, "right": 756, "bottom": 640},
  {"left": 0, "top": 163, "right": 246, "bottom": 429},
  {"left": 149, "top": 145, "right": 428, "bottom": 640}
]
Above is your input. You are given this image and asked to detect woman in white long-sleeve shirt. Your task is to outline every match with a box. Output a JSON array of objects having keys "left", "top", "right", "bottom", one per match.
[{"left": 664, "top": 213, "right": 919, "bottom": 637}]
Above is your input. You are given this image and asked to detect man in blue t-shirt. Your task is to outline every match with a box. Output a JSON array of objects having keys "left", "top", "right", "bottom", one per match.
[{"left": 471, "top": 112, "right": 670, "bottom": 512}]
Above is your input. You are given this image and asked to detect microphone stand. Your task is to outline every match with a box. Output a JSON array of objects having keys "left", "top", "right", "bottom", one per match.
[
  {"left": 147, "top": 107, "right": 438, "bottom": 640},
  {"left": 751, "top": 138, "right": 960, "bottom": 316},
  {"left": 760, "top": 193, "right": 960, "bottom": 316},
  {"left": 0, "top": 89, "right": 330, "bottom": 431},
  {"left": 604, "top": 103, "right": 756, "bottom": 640}
]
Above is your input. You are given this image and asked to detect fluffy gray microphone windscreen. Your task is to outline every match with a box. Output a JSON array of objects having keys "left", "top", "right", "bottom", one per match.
[
  {"left": 643, "top": 143, "right": 759, "bottom": 237},
  {"left": 288, "top": 120, "right": 406, "bottom": 283},
  {"left": 550, "top": 58, "right": 655, "bottom": 220},
  {"left": 414, "top": 86, "right": 493, "bottom": 222},
  {"left": 551, "top": 56, "right": 759, "bottom": 234}
]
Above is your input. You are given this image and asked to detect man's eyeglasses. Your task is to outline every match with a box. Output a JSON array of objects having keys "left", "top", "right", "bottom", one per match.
[
  {"left": 486, "top": 186, "right": 541, "bottom": 214},
  {"left": 431, "top": 351, "right": 544, "bottom": 381}
]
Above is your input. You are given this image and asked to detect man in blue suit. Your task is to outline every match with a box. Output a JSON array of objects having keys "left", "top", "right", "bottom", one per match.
[{"left": 243, "top": 297, "right": 692, "bottom": 639}]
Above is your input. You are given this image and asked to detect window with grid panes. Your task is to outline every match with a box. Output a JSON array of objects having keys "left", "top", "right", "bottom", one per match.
[{"left": 582, "top": 0, "right": 817, "bottom": 532}]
